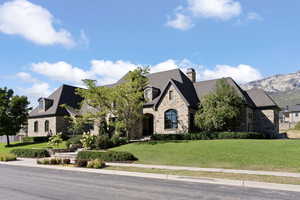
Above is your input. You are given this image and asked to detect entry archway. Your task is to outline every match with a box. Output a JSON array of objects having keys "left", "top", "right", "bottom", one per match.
[{"left": 143, "top": 113, "right": 154, "bottom": 136}]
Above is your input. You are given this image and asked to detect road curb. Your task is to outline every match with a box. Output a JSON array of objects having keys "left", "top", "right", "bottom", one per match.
[{"left": 1, "top": 160, "right": 300, "bottom": 192}]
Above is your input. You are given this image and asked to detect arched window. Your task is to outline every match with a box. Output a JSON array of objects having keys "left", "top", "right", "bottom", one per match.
[
  {"left": 34, "top": 121, "right": 39, "bottom": 132},
  {"left": 44, "top": 120, "right": 49, "bottom": 132},
  {"left": 164, "top": 109, "right": 178, "bottom": 129}
]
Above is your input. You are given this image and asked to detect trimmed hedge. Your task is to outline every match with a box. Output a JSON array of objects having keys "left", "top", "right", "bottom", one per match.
[
  {"left": 22, "top": 136, "right": 50, "bottom": 143},
  {"left": 77, "top": 151, "right": 137, "bottom": 162},
  {"left": 151, "top": 132, "right": 265, "bottom": 141},
  {"left": 11, "top": 149, "right": 50, "bottom": 158},
  {"left": 0, "top": 153, "right": 17, "bottom": 162},
  {"left": 37, "top": 158, "right": 71, "bottom": 165}
]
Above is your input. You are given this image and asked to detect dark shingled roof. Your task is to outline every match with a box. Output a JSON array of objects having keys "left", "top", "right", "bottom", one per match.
[
  {"left": 246, "top": 88, "right": 278, "bottom": 108},
  {"left": 193, "top": 77, "right": 256, "bottom": 108},
  {"left": 29, "top": 84, "right": 83, "bottom": 118}
]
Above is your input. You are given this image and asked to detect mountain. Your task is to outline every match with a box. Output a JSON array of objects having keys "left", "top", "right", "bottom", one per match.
[{"left": 242, "top": 71, "right": 300, "bottom": 107}]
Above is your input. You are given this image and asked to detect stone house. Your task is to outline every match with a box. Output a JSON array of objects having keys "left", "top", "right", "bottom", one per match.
[{"left": 27, "top": 68, "right": 280, "bottom": 138}]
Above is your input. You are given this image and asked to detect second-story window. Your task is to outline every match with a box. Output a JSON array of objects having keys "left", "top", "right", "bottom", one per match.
[{"left": 169, "top": 90, "right": 174, "bottom": 100}]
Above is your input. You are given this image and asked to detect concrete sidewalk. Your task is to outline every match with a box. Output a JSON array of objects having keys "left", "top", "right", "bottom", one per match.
[
  {"left": 1, "top": 158, "right": 300, "bottom": 193},
  {"left": 107, "top": 162, "right": 300, "bottom": 178}
]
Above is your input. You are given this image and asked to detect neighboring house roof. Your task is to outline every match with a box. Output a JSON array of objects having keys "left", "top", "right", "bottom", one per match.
[
  {"left": 246, "top": 89, "right": 279, "bottom": 109},
  {"left": 282, "top": 105, "right": 300, "bottom": 113},
  {"left": 29, "top": 84, "right": 83, "bottom": 118}
]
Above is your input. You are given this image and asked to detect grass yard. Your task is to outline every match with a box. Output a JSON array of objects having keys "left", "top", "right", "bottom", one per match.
[
  {"left": 0, "top": 142, "right": 66, "bottom": 154},
  {"left": 112, "top": 140, "right": 300, "bottom": 172}
]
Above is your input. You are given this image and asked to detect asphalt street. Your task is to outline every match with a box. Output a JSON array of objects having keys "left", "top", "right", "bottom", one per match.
[{"left": 0, "top": 164, "right": 299, "bottom": 200}]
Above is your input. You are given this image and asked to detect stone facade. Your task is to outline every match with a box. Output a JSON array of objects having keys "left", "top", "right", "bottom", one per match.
[
  {"left": 143, "top": 84, "right": 190, "bottom": 134},
  {"left": 28, "top": 116, "right": 67, "bottom": 137}
]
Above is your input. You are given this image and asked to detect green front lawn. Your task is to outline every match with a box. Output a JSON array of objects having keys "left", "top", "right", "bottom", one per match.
[
  {"left": 112, "top": 140, "right": 300, "bottom": 172},
  {"left": 0, "top": 142, "right": 66, "bottom": 154}
]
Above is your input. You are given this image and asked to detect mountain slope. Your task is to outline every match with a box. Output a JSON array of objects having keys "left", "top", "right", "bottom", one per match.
[{"left": 243, "top": 71, "right": 300, "bottom": 107}]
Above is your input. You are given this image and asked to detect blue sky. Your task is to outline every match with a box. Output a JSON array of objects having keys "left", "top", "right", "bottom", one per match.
[{"left": 0, "top": 0, "right": 300, "bottom": 105}]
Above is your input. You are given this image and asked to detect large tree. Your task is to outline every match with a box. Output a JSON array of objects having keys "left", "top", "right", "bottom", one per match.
[
  {"left": 77, "top": 67, "right": 149, "bottom": 139},
  {"left": 195, "top": 79, "right": 244, "bottom": 131},
  {"left": 0, "top": 88, "right": 31, "bottom": 146}
]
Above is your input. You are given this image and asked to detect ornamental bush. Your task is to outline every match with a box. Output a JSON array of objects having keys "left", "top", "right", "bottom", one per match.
[
  {"left": 80, "top": 133, "right": 96, "bottom": 150},
  {"left": 87, "top": 159, "right": 106, "bottom": 169},
  {"left": 76, "top": 151, "right": 137, "bottom": 162}
]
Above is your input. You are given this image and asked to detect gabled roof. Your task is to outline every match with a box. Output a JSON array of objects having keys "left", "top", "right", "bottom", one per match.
[
  {"left": 145, "top": 69, "right": 199, "bottom": 108},
  {"left": 29, "top": 84, "right": 83, "bottom": 118},
  {"left": 246, "top": 88, "right": 279, "bottom": 109}
]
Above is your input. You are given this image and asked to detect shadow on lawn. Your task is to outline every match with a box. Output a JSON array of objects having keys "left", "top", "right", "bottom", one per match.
[{"left": 5, "top": 142, "right": 40, "bottom": 148}]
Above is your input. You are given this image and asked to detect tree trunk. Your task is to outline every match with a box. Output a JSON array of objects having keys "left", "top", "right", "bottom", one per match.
[{"left": 6, "top": 135, "right": 10, "bottom": 146}]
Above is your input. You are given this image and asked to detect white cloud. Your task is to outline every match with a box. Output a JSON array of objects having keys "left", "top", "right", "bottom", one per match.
[
  {"left": 24, "top": 82, "right": 52, "bottom": 98},
  {"left": 247, "top": 12, "right": 263, "bottom": 21},
  {"left": 0, "top": 0, "right": 74, "bottom": 47},
  {"left": 31, "top": 61, "right": 93, "bottom": 83},
  {"left": 150, "top": 59, "right": 179, "bottom": 73},
  {"left": 90, "top": 60, "right": 137, "bottom": 85},
  {"left": 199, "top": 64, "right": 262, "bottom": 83},
  {"left": 29, "top": 59, "right": 262, "bottom": 89},
  {"left": 188, "top": 0, "right": 242, "bottom": 20},
  {"left": 166, "top": 0, "right": 245, "bottom": 30},
  {"left": 16, "top": 72, "right": 38, "bottom": 83},
  {"left": 166, "top": 13, "right": 194, "bottom": 31}
]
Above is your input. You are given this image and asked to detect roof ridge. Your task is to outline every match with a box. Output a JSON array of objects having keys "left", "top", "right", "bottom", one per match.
[{"left": 146, "top": 68, "right": 181, "bottom": 76}]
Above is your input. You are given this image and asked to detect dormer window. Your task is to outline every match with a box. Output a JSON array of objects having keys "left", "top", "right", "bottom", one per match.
[
  {"left": 144, "top": 87, "right": 160, "bottom": 102},
  {"left": 38, "top": 98, "right": 44, "bottom": 111},
  {"left": 145, "top": 88, "right": 152, "bottom": 102},
  {"left": 38, "top": 98, "right": 53, "bottom": 111}
]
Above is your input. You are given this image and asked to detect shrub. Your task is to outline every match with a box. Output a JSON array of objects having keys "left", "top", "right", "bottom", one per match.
[
  {"left": 22, "top": 136, "right": 49, "bottom": 143},
  {"left": 0, "top": 153, "right": 17, "bottom": 162},
  {"left": 75, "top": 159, "right": 89, "bottom": 167},
  {"left": 87, "top": 159, "right": 106, "bottom": 169},
  {"left": 80, "top": 133, "right": 96, "bottom": 150},
  {"left": 48, "top": 134, "right": 63, "bottom": 147},
  {"left": 217, "top": 132, "right": 264, "bottom": 139},
  {"left": 37, "top": 158, "right": 70, "bottom": 165},
  {"left": 77, "top": 151, "right": 137, "bottom": 162},
  {"left": 11, "top": 149, "right": 50, "bottom": 158},
  {"left": 95, "top": 135, "right": 113, "bottom": 149}
]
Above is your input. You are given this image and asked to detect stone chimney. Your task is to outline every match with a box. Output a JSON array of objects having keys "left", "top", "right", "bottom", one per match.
[{"left": 186, "top": 68, "right": 196, "bottom": 82}]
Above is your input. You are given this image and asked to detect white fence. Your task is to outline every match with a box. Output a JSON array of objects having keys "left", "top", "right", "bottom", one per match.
[{"left": 0, "top": 136, "right": 21, "bottom": 144}]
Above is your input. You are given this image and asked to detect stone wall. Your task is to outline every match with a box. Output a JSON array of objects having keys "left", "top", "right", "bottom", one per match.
[{"left": 28, "top": 116, "right": 67, "bottom": 136}]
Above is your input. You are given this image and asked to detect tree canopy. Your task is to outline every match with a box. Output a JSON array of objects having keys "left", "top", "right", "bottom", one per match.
[
  {"left": 195, "top": 79, "right": 244, "bottom": 131},
  {"left": 77, "top": 67, "right": 149, "bottom": 139},
  {"left": 0, "top": 87, "right": 31, "bottom": 145}
]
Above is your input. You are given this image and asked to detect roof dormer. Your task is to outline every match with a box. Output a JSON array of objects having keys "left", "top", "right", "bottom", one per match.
[
  {"left": 144, "top": 87, "right": 160, "bottom": 102},
  {"left": 38, "top": 98, "right": 54, "bottom": 112}
]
